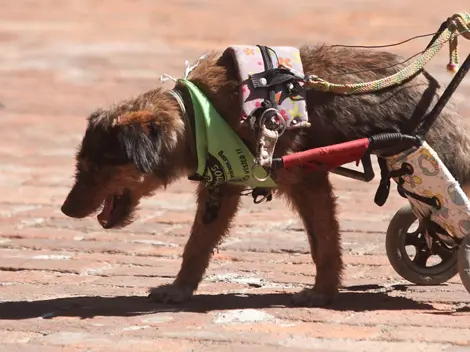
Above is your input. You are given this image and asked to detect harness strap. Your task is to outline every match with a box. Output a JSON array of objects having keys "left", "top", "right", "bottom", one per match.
[
  {"left": 374, "top": 159, "right": 414, "bottom": 206},
  {"left": 251, "top": 187, "right": 274, "bottom": 204},
  {"left": 397, "top": 184, "right": 442, "bottom": 210},
  {"left": 249, "top": 67, "right": 304, "bottom": 95},
  {"left": 374, "top": 157, "right": 392, "bottom": 207},
  {"left": 251, "top": 46, "right": 283, "bottom": 172},
  {"left": 257, "top": 45, "right": 277, "bottom": 108}
]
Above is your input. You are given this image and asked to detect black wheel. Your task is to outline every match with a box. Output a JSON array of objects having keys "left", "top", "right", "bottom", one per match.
[
  {"left": 458, "top": 235, "right": 470, "bottom": 294},
  {"left": 386, "top": 204, "right": 458, "bottom": 285}
]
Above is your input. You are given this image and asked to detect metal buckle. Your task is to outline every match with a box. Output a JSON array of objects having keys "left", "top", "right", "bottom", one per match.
[
  {"left": 251, "top": 162, "right": 272, "bottom": 182},
  {"left": 259, "top": 108, "right": 287, "bottom": 136}
]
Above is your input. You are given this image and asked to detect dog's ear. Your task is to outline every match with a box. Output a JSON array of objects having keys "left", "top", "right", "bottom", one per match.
[{"left": 115, "top": 112, "right": 163, "bottom": 174}]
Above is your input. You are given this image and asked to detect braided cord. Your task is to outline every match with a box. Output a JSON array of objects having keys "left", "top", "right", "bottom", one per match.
[{"left": 305, "top": 12, "right": 470, "bottom": 95}]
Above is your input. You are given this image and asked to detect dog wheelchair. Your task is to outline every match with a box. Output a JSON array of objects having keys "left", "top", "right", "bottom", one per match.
[
  {"left": 269, "top": 55, "right": 470, "bottom": 292},
  {"left": 242, "top": 14, "right": 470, "bottom": 294},
  {"left": 163, "top": 13, "right": 470, "bottom": 294}
]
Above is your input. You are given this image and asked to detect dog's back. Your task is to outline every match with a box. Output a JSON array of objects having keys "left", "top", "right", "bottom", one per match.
[{"left": 299, "top": 45, "right": 470, "bottom": 184}]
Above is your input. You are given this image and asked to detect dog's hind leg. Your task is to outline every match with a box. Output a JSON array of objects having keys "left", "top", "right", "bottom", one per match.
[
  {"left": 279, "top": 170, "right": 343, "bottom": 307},
  {"left": 149, "top": 182, "right": 242, "bottom": 304}
]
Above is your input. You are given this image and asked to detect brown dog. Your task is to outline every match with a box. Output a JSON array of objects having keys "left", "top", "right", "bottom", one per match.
[{"left": 61, "top": 44, "right": 470, "bottom": 307}]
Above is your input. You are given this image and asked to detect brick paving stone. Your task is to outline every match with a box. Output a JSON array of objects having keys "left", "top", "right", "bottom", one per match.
[
  {"left": 0, "top": 330, "right": 43, "bottom": 344},
  {"left": 1, "top": 0, "right": 470, "bottom": 351},
  {"left": 2, "top": 345, "right": 76, "bottom": 352}
]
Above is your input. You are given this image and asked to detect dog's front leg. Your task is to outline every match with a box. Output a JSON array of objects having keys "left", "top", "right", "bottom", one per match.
[{"left": 149, "top": 182, "right": 242, "bottom": 304}]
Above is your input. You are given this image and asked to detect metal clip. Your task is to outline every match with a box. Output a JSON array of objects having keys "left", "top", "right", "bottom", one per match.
[
  {"left": 251, "top": 162, "right": 272, "bottom": 182},
  {"left": 259, "top": 108, "right": 287, "bottom": 136}
]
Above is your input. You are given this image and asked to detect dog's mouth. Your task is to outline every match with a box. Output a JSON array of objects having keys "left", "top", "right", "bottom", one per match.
[{"left": 97, "top": 189, "right": 133, "bottom": 229}]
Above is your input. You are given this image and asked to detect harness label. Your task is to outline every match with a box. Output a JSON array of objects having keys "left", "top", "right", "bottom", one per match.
[
  {"left": 205, "top": 153, "right": 227, "bottom": 186},
  {"left": 181, "top": 79, "right": 276, "bottom": 188}
]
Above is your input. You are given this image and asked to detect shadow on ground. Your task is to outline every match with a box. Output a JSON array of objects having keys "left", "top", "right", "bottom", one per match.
[{"left": 0, "top": 284, "right": 441, "bottom": 319}]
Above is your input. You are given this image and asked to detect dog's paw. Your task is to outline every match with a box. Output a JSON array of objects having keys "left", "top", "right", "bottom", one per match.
[
  {"left": 148, "top": 283, "right": 194, "bottom": 304},
  {"left": 291, "top": 288, "right": 336, "bottom": 307}
]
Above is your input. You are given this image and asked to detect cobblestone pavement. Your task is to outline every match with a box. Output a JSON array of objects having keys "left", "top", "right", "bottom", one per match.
[{"left": 1, "top": 1, "right": 470, "bottom": 351}]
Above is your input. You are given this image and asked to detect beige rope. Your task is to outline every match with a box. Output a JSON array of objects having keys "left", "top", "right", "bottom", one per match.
[{"left": 305, "top": 12, "right": 470, "bottom": 95}]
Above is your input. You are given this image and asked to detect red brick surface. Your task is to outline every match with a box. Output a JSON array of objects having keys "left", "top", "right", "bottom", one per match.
[{"left": 1, "top": 1, "right": 470, "bottom": 351}]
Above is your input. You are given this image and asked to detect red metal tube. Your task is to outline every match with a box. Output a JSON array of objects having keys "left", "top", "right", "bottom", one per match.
[{"left": 281, "top": 138, "right": 371, "bottom": 170}]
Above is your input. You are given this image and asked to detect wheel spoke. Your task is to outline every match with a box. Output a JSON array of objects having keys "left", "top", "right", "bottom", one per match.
[
  {"left": 413, "top": 249, "right": 431, "bottom": 267},
  {"left": 408, "top": 229, "right": 421, "bottom": 237}
]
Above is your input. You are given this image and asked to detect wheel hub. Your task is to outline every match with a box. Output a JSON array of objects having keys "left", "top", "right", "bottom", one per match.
[{"left": 404, "top": 225, "right": 457, "bottom": 271}]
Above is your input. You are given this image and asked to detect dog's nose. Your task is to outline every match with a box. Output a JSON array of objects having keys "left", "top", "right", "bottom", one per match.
[
  {"left": 61, "top": 203, "right": 70, "bottom": 216},
  {"left": 61, "top": 201, "right": 75, "bottom": 218},
  {"left": 61, "top": 199, "right": 86, "bottom": 219}
]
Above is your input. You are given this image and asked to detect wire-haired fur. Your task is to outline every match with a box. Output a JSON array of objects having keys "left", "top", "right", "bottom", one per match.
[
  {"left": 118, "top": 121, "right": 163, "bottom": 174},
  {"left": 61, "top": 45, "right": 470, "bottom": 307}
]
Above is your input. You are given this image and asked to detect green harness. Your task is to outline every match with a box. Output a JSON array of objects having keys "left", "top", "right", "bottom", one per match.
[{"left": 180, "top": 79, "right": 276, "bottom": 188}]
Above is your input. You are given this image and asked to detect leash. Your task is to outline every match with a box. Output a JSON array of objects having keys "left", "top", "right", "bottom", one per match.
[
  {"left": 158, "top": 12, "right": 470, "bottom": 208},
  {"left": 302, "top": 12, "right": 470, "bottom": 95}
]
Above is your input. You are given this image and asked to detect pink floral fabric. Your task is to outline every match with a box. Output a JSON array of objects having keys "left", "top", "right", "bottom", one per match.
[
  {"left": 224, "top": 45, "right": 309, "bottom": 130},
  {"left": 387, "top": 142, "right": 470, "bottom": 239}
]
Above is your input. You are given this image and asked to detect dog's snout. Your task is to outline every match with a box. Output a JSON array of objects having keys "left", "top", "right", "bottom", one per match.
[
  {"left": 60, "top": 202, "right": 73, "bottom": 217},
  {"left": 61, "top": 198, "right": 87, "bottom": 219},
  {"left": 61, "top": 184, "right": 97, "bottom": 219}
]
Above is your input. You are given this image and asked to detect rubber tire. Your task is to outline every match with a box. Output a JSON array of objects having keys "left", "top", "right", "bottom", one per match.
[
  {"left": 458, "top": 235, "right": 470, "bottom": 294},
  {"left": 386, "top": 204, "right": 458, "bottom": 285}
]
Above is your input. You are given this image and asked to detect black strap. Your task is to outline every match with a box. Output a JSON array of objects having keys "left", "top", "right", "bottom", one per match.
[
  {"left": 250, "top": 68, "right": 303, "bottom": 93},
  {"left": 257, "top": 45, "right": 277, "bottom": 108},
  {"left": 374, "top": 157, "right": 392, "bottom": 206},
  {"left": 397, "top": 184, "right": 442, "bottom": 210},
  {"left": 251, "top": 187, "right": 273, "bottom": 204},
  {"left": 374, "top": 159, "right": 413, "bottom": 206}
]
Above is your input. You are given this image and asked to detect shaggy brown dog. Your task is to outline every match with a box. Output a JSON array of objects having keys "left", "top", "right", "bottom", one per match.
[{"left": 61, "top": 44, "right": 470, "bottom": 306}]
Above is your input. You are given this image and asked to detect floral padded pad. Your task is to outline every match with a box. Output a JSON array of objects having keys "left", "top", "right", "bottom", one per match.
[
  {"left": 386, "top": 142, "right": 470, "bottom": 239},
  {"left": 224, "top": 45, "right": 309, "bottom": 130}
]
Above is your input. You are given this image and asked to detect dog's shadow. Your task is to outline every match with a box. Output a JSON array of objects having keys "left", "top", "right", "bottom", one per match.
[{"left": 0, "top": 284, "right": 446, "bottom": 320}]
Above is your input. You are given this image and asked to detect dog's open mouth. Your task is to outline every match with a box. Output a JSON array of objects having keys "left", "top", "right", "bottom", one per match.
[{"left": 97, "top": 189, "right": 132, "bottom": 229}]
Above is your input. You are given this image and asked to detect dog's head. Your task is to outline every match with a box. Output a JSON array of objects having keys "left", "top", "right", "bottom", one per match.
[{"left": 61, "top": 94, "right": 190, "bottom": 229}]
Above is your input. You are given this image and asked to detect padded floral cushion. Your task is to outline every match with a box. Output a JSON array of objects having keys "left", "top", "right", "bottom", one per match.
[
  {"left": 387, "top": 142, "right": 470, "bottom": 239},
  {"left": 224, "top": 45, "right": 309, "bottom": 129}
]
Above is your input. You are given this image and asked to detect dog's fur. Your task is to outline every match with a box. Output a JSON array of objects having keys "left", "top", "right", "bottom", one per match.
[{"left": 61, "top": 44, "right": 470, "bottom": 306}]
